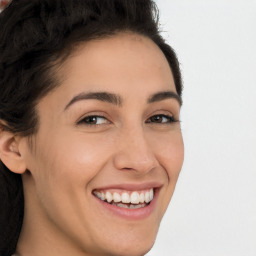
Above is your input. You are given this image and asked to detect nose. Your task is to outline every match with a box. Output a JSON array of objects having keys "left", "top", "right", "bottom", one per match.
[{"left": 113, "top": 127, "right": 158, "bottom": 174}]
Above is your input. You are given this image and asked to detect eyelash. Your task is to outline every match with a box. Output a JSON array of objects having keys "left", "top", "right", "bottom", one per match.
[{"left": 77, "top": 114, "right": 179, "bottom": 126}]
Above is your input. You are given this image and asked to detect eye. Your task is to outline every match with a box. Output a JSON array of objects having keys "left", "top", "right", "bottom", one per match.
[
  {"left": 78, "top": 115, "right": 110, "bottom": 126},
  {"left": 146, "top": 114, "right": 177, "bottom": 124}
]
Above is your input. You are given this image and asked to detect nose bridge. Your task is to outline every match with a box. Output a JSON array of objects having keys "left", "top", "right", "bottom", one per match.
[{"left": 113, "top": 125, "right": 157, "bottom": 173}]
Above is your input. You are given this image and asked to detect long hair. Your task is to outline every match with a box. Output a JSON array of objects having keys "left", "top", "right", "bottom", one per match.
[{"left": 0, "top": 1, "right": 183, "bottom": 255}]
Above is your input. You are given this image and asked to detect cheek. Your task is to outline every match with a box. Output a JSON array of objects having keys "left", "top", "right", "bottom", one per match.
[
  {"left": 35, "top": 131, "right": 113, "bottom": 189},
  {"left": 152, "top": 131, "right": 183, "bottom": 193},
  {"left": 151, "top": 130, "right": 184, "bottom": 177},
  {"left": 148, "top": 130, "right": 184, "bottom": 213},
  {"left": 27, "top": 131, "right": 114, "bottom": 231},
  {"left": 167, "top": 135, "right": 184, "bottom": 177}
]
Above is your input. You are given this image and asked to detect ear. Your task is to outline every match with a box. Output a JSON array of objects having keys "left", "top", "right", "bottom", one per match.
[{"left": 0, "top": 128, "right": 27, "bottom": 174}]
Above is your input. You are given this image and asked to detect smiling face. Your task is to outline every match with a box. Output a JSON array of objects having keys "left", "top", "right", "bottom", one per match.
[{"left": 18, "top": 32, "right": 184, "bottom": 256}]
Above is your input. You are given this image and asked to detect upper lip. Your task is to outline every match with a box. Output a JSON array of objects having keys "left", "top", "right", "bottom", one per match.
[{"left": 93, "top": 181, "right": 163, "bottom": 192}]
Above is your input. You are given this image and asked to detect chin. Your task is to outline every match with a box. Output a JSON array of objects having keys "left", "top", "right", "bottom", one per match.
[
  {"left": 98, "top": 228, "right": 158, "bottom": 256},
  {"left": 103, "top": 241, "right": 155, "bottom": 256}
]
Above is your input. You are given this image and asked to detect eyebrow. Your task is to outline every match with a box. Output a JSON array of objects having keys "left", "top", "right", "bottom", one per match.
[
  {"left": 64, "top": 90, "right": 182, "bottom": 111},
  {"left": 147, "top": 91, "right": 182, "bottom": 106}
]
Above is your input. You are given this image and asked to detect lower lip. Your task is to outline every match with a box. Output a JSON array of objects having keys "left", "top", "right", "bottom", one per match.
[{"left": 93, "top": 189, "right": 159, "bottom": 220}]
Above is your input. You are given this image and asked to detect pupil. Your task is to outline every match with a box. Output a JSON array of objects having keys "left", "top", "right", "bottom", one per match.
[
  {"left": 153, "top": 116, "right": 162, "bottom": 122},
  {"left": 88, "top": 117, "right": 97, "bottom": 123}
]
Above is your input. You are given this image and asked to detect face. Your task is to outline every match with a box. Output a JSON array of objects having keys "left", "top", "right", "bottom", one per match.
[{"left": 21, "top": 33, "right": 184, "bottom": 256}]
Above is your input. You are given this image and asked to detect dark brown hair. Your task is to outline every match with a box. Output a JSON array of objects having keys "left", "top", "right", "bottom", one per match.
[{"left": 0, "top": 0, "right": 183, "bottom": 255}]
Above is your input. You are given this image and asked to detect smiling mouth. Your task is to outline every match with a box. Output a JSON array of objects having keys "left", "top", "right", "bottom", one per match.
[{"left": 92, "top": 188, "right": 154, "bottom": 209}]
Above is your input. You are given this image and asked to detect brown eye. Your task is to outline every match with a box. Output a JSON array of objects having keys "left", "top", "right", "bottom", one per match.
[
  {"left": 146, "top": 114, "right": 176, "bottom": 124},
  {"left": 78, "top": 116, "right": 109, "bottom": 125}
]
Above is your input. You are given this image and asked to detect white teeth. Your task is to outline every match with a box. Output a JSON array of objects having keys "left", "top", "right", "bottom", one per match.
[
  {"left": 93, "top": 188, "right": 155, "bottom": 205},
  {"left": 94, "top": 191, "right": 101, "bottom": 198},
  {"left": 113, "top": 192, "right": 121, "bottom": 203},
  {"left": 139, "top": 193, "right": 145, "bottom": 203},
  {"left": 117, "top": 203, "right": 129, "bottom": 208},
  {"left": 101, "top": 192, "right": 105, "bottom": 201},
  {"left": 130, "top": 192, "right": 140, "bottom": 204},
  {"left": 149, "top": 189, "right": 154, "bottom": 201},
  {"left": 130, "top": 204, "right": 146, "bottom": 209},
  {"left": 115, "top": 202, "right": 147, "bottom": 209},
  {"left": 145, "top": 191, "right": 150, "bottom": 203},
  {"left": 105, "top": 191, "right": 112, "bottom": 203},
  {"left": 121, "top": 192, "right": 130, "bottom": 203}
]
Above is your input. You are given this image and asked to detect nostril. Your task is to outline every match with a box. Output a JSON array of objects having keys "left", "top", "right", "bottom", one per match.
[
  {"left": 113, "top": 153, "right": 158, "bottom": 174},
  {"left": 113, "top": 134, "right": 158, "bottom": 173},
  {"left": 122, "top": 167, "right": 133, "bottom": 171}
]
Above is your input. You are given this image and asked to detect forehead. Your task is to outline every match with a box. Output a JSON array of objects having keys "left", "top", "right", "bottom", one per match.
[
  {"left": 38, "top": 32, "right": 177, "bottom": 115},
  {"left": 57, "top": 32, "right": 176, "bottom": 94}
]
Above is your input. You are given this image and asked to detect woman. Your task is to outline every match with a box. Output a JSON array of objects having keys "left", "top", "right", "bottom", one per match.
[{"left": 0, "top": 0, "right": 184, "bottom": 255}]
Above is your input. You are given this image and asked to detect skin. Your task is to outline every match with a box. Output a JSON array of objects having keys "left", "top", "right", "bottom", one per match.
[{"left": 0, "top": 32, "right": 184, "bottom": 256}]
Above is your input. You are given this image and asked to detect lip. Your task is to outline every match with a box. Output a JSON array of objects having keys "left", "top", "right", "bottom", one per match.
[
  {"left": 93, "top": 181, "right": 163, "bottom": 192},
  {"left": 92, "top": 183, "right": 162, "bottom": 221}
]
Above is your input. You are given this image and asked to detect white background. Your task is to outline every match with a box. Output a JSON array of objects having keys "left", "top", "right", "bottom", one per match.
[{"left": 148, "top": 0, "right": 256, "bottom": 255}]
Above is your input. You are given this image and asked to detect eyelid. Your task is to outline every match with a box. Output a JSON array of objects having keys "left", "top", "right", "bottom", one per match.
[
  {"left": 146, "top": 107, "right": 179, "bottom": 120},
  {"left": 76, "top": 113, "right": 111, "bottom": 126},
  {"left": 146, "top": 113, "right": 179, "bottom": 124},
  {"left": 75, "top": 109, "right": 180, "bottom": 127}
]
